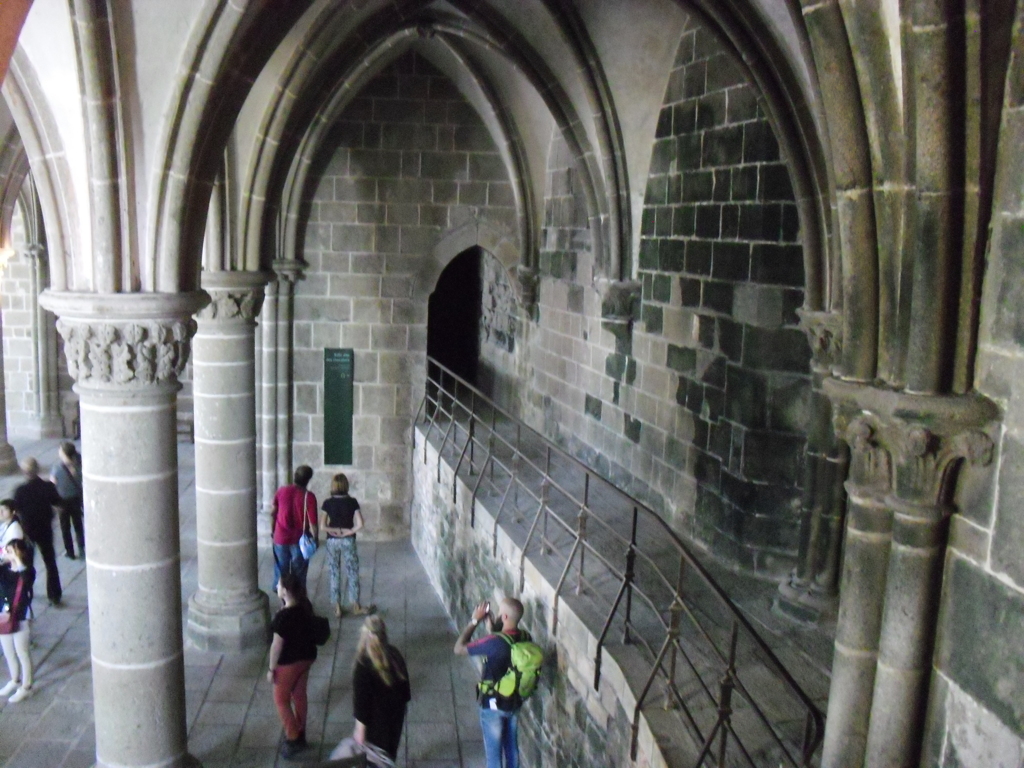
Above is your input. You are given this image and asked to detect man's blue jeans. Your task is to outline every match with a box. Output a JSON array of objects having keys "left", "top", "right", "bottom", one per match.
[
  {"left": 273, "top": 543, "right": 308, "bottom": 591},
  {"left": 479, "top": 706, "right": 518, "bottom": 768}
]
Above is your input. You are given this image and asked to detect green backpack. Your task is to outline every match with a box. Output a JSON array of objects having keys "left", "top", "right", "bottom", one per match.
[{"left": 482, "top": 632, "right": 544, "bottom": 707}]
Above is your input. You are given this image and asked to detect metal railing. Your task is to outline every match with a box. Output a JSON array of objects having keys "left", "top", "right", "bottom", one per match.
[{"left": 416, "top": 359, "right": 825, "bottom": 767}]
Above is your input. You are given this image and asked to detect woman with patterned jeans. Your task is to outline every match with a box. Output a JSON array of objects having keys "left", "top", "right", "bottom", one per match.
[{"left": 320, "top": 473, "right": 375, "bottom": 617}]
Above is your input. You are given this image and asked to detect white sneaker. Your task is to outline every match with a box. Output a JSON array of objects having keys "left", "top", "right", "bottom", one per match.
[
  {"left": 8, "top": 686, "right": 32, "bottom": 703},
  {"left": 0, "top": 680, "right": 18, "bottom": 697}
]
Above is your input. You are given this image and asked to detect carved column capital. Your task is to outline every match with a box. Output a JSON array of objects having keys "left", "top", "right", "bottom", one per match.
[
  {"left": 271, "top": 258, "right": 305, "bottom": 284},
  {"left": 825, "top": 378, "right": 999, "bottom": 508},
  {"left": 797, "top": 309, "right": 842, "bottom": 372},
  {"left": 23, "top": 243, "right": 46, "bottom": 260},
  {"left": 198, "top": 271, "right": 270, "bottom": 323},
  {"left": 40, "top": 291, "right": 208, "bottom": 389}
]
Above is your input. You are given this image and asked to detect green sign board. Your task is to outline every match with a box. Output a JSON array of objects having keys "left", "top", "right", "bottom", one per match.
[{"left": 324, "top": 348, "right": 354, "bottom": 465}]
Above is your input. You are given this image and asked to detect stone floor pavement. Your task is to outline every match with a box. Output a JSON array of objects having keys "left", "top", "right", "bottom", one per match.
[{"left": 0, "top": 438, "right": 488, "bottom": 768}]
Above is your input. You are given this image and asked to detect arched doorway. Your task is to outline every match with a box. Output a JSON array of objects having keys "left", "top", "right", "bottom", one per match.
[{"left": 428, "top": 246, "right": 483, "bottom": 387}]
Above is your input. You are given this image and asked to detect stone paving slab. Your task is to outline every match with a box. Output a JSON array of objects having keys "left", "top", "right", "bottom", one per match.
[{"left": 0, "top": 438, "right": 488, "bottom": 768}]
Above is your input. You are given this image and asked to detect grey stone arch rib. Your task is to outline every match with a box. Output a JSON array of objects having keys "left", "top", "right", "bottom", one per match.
[
  {"left": 434, "top": 3, "right": 621, "bottom": 282},
  {"left": 147, "top": 0, "right": 314, "bottom": 291},
  {"left": 680, "top": 2, "right": 840, "bottom": 327},
  {"left": 415, "top": 33, "right": 538, "bottom": 273},
  {"left": 239, "top": 3, "right": 613, "bottom": 285},
  {"left": 0, "top": 127, "right": 29, "bottom": 252},
  {"left": 235, "top": 0, "right": 430, "bottom": 270},
  {"left": 453, "top": 0, "right": 632, "bottom": 281},
  {"left": 2, "top": 48, "right": 80, "bottom": 290},
  {"left": 270, "top": 26, "right": 536, "bottom": 269},
  {"left": 412, "top": 219, "right": 526, "bottom": 305}
]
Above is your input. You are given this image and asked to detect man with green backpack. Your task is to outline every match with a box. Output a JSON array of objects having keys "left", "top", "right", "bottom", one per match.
[{"left": 454, "top": 596, "right": 544, "bottom": 768}]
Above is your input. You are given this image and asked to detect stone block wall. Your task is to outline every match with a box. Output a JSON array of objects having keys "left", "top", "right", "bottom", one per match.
[
  {"left": 412, "top": 426, "right": 672, "bottom": 768},
  {"left": 928, "top": 21, "right": 1024, "bottom": 765},
  {"left": 636, "top": 24, "right": 807, "bottom": 571},
  {"left": 1, "top": 206, "right": 73, "bottom": 438},
  {"left": 477, "top": 250, "right": 523, "bottom": 409},
  {"left": 514, "top": 21, "right": 809, "bottom": 576},
  {"left": 295, "top": 51, "right": 518, "bottom": 536},
  {"left": 1, "top": 248, "right": 38, "bottom": 434}
]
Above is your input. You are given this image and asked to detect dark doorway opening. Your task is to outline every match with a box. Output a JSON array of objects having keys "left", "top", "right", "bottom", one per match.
[{"left": 428, "top": 246, "right": 482, "bottom": 387}]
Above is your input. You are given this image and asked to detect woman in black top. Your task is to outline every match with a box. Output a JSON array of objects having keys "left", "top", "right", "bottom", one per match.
[
  {"left": 320, "top": 473, "right": 374, "bottom": 617},
  {"left": 352, "top": 615, "right": 411, "bottom": 762},
  {"left": 268, "top": 571, "right": 318, "bottom": 758},
  {"left": 0, "top": 539, "right": 36, "bottom": 702}
]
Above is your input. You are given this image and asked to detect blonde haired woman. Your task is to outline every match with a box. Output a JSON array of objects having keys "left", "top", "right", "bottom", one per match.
[
  {"left": 330, "top": 615, "right": 411, "bottom": 766},
  {"left": 320, "top": 473, "right": 374, "bottom": 617}
]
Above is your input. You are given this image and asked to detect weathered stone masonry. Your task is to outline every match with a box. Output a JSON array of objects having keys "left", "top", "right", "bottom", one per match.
[
  {"left": 412, "top": 427, "right": 664, "bottom": 768},
  {"left": 508, "top": 22, "right": 809, "bottom": 578},
  {"left": 295, "top": 51, "right": 518, "bottom": 536}
]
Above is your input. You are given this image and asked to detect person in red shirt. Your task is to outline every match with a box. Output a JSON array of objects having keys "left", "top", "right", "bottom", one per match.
[{"left": 272, "top": 465, "right": 318, "bottom": 592}]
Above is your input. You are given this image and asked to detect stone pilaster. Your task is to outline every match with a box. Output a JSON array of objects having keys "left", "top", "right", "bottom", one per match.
[
  {"left": 273, "top": 260, "right": 302, "bottom": 485},
  {"left": 186, "top": 272, "right": 270, "bottom": 651},
  {"left": 0, "top": 304, "right": 16, "bottom": 474},
  {"left": 256, "top": 260, "right": 303, "bottom": 546},
  {"left": 25, "top": 244, "right": 62, "bottom": 437},
  {"left": 41, "top": 290, "right": 206, "bottom": 768},
  {"left": 257, "top": 278, "right": 278, "bottom": 544},
  {"left": 777, "top": 310, "right": 845, "bottom": 621},
  {"left": 820, "top": 379, "right": 998, "bottom": 768}
]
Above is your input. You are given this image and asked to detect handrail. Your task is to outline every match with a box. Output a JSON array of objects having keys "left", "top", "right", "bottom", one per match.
[{"left": 418, "top": 358, "right": 825, "bottom": 767}]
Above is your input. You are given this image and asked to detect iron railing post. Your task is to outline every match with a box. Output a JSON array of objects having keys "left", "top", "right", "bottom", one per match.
[
  {"left": 663, "top": 592, "right": 683, "bottom": 711},
  {"left": 623, "top": 506, "right": 638, "bottom": 644},
  {"left": 575, "top": 506, "right": 588, "bottom": 595}
]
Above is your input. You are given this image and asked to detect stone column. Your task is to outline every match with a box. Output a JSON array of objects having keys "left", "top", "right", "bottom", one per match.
[
  {"left": 777, "top": 310, "right": 846, "bottom": 621},
  {"left": 273, "top": 259, "right": 302, "bottom": 486},
  {"left": 820, "top": 379, "right": 998, "bottom": 768},
  {"left": 257, "top": 279, "right": 278, "bottom": 543},
  {"left": 0, "top": 288, "right": 17, "bottom": 473},
  {"left": 42, "top": 290, "right": 206, "bottom": 768},
  {"left": 186, "top": 271, "right": 270, "bottom": 651},
  {"left": 25, "top": 243, "right": 63, "bottom": 437}
]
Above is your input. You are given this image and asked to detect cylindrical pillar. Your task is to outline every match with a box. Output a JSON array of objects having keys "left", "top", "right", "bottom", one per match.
[
  {"left": 42, "top": 290, "right": 206, "bottom": 768},
  {"left": 821, "top": 379, "right": 998, "bottom": 768},
  {"left": 186, "top": 272, "right": 270, "bottom": 651},
  {"left": 778, "top": 310, "right": 845, "bottom": 621},
  {"left": 863, "top": 496, "right": 946, "bottom": 766},
  {"left": 820, "top": 415, "right": 892, "bottom": 768},
  {"left": 26, "top": 244, "right": 62, "bottom": 437},
  {"left": 258, "top": 279, "right": 278, "bottom": 544},
  {"left": 0, "top": 296, "right": 17, "bottom": 473}
]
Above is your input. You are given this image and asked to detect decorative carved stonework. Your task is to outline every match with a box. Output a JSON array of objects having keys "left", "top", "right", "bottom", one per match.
[
  {"left": 272, "top": 258, "right": 305, "bottom": 284},
  {"left": 56, "top": 317, "right": 196, "bottom": 387},
  {"left": 598, "top": 278, "right": 641, "bottom": 321},
  {"left": 798, "top": 309, "right": 842, "bottom": 372},
  {"left": 837, "top": 414, "right": 891, "bottom": 492},
  {"left": 515, "top": 265, "right": 538, "bottom": 311},
  {"left": 825, "top": 379, "right": 998, "bottom": 508},
  {"left": 196, "top": 289, "right": 264, "bottom": 323}
]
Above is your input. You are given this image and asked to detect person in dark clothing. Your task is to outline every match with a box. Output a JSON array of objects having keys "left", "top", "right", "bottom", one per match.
[
  {"left": 320, "top": 472, "right": 374, "bottom": 617},
  {"left": 50, "top": 442, "right": 85, "bottom": 559},
  {"left": 329, "top": 614, "right": 410, "bottom": 766},
  {"left": 13, "top": 458, "right": 62, "bottom": 606},
  {"left": 352, "top": 615, "right": 411, "bottom": 761},
  {"left": 268, "top": 570, "right": 318, "bottom": 760}
]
